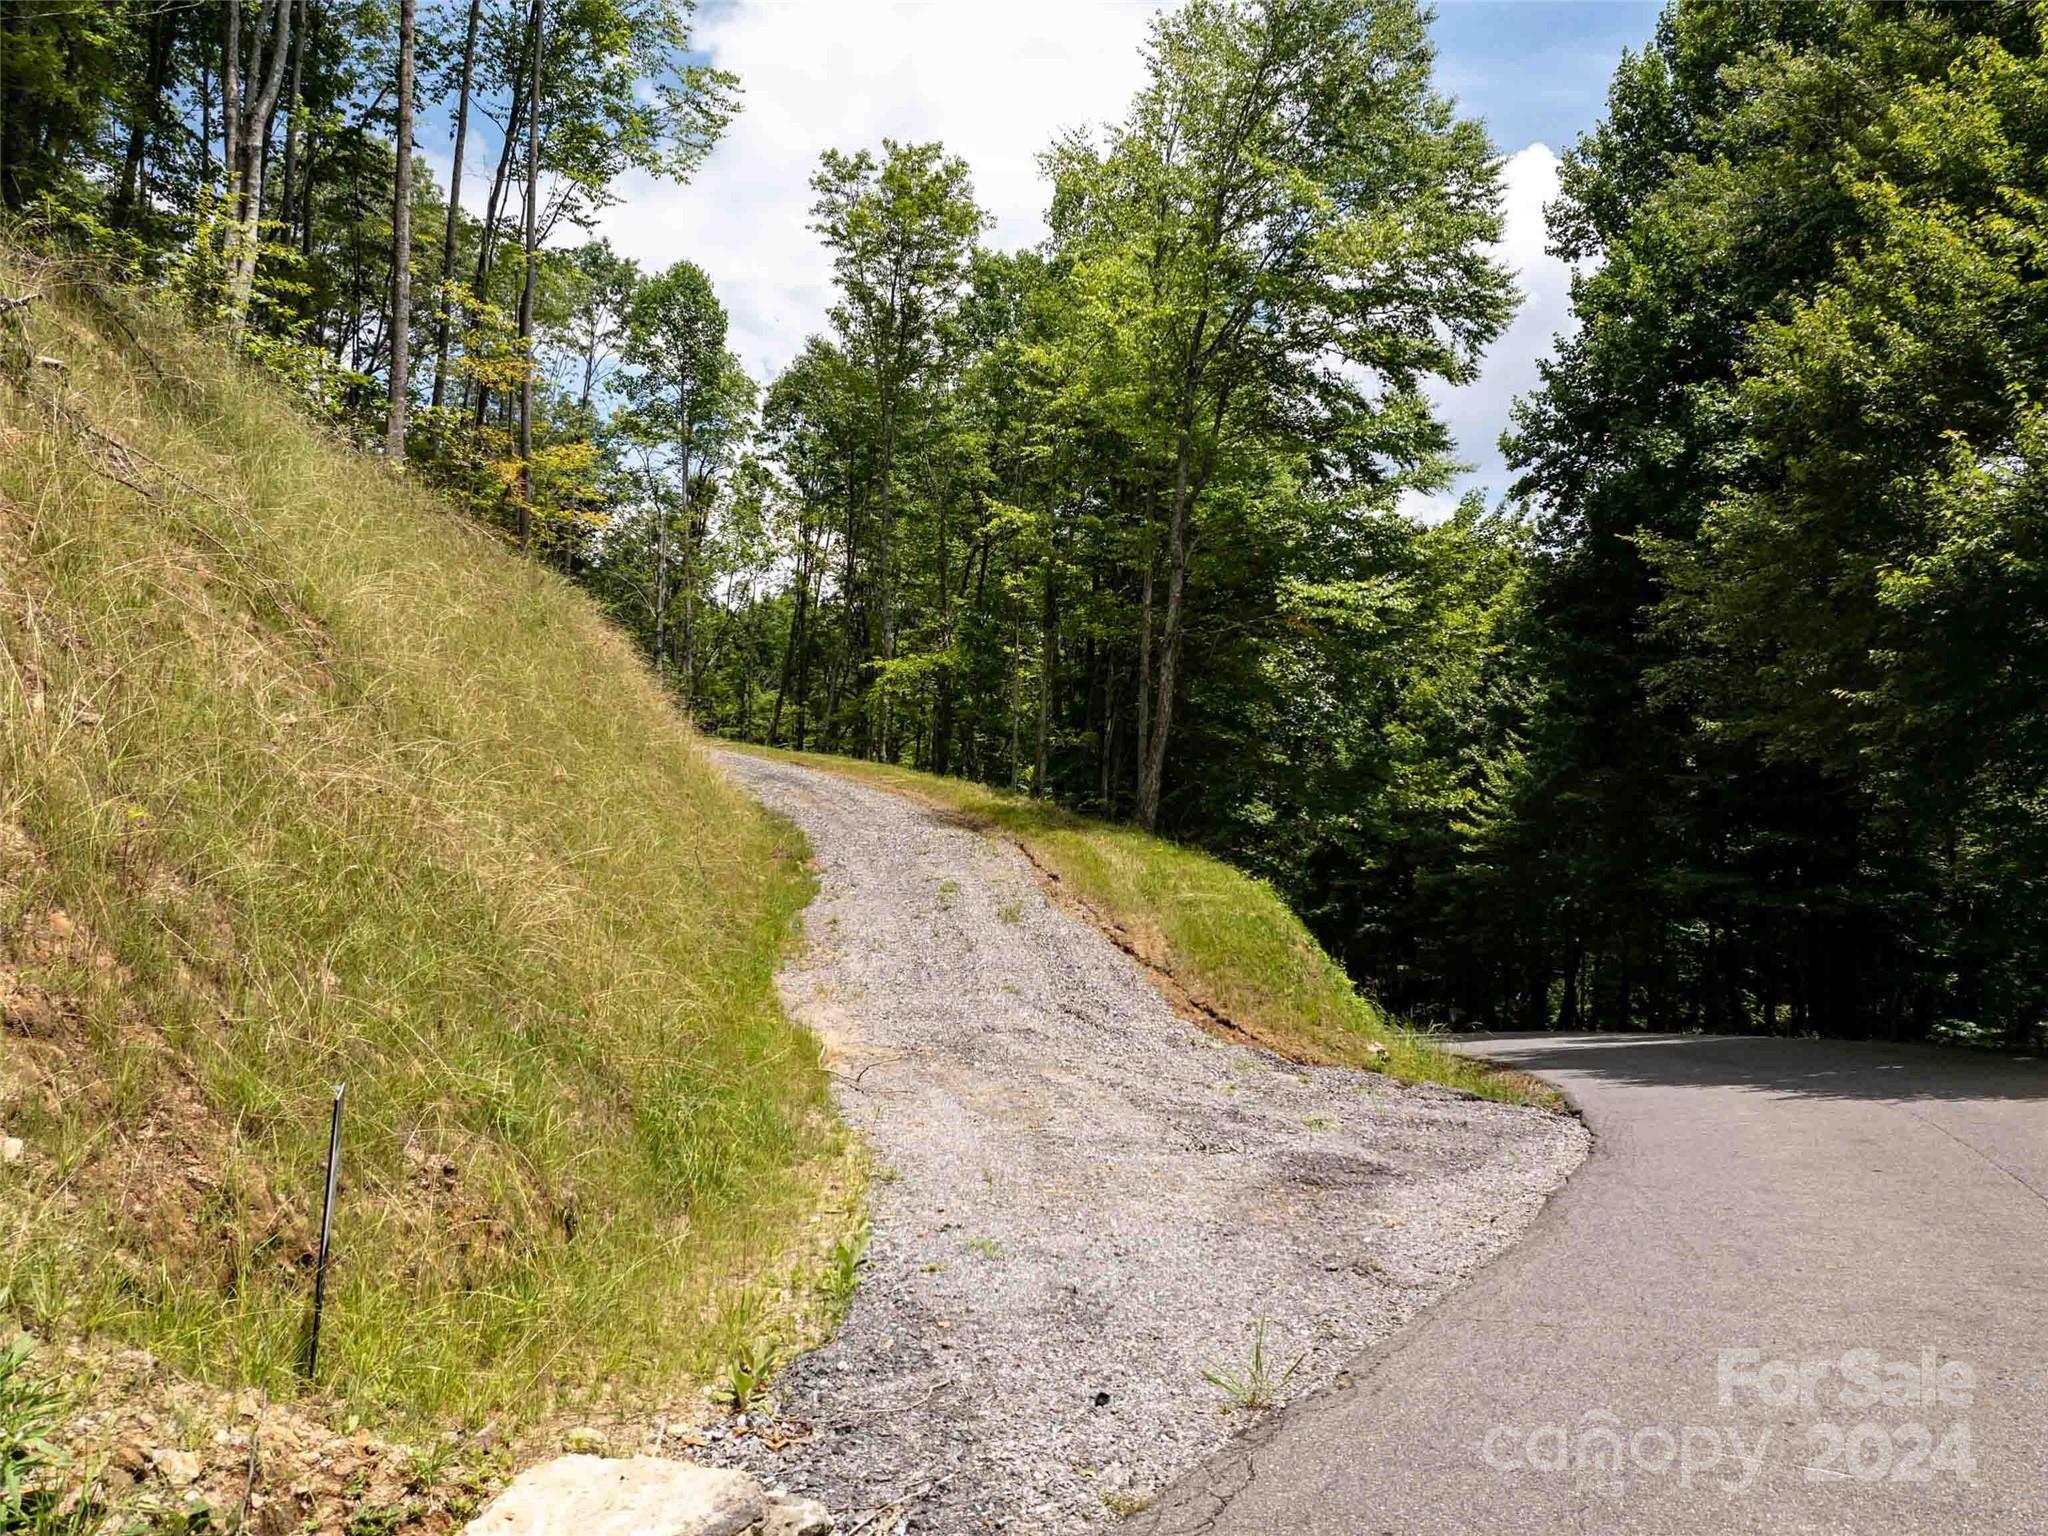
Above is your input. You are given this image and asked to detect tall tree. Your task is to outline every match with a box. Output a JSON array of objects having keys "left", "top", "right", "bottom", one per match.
[
  {"left": 553, "top": 239, "right": 641, "bottom": 410},
  {"left": 223, "top": 0, "right": 296, "bottom": 325},
  {"left": 809, "top": 141, "right": 986, "bottom": 758},
  {"left": 431, "top": 0, "right": 485, "bottom": 410},
  {"left": 385, "top": 0, "right": 418, "bottom": 460},
  {"left": 621, "top": 260, "right": 749, "bottom": 705},
  {"left": 1049, "top": 0, "right": 1515, "bottom": 828},
  {"left": 514, "top": 0, "right": 543, "bottom": 541}
]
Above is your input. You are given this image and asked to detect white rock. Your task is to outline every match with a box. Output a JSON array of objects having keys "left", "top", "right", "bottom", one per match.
[
  {"left": 149, "top": 1448, "right": 201, "bottom": 1486},
  {"left": 460, "top": 1456, "right": 766, "bottom": 1536},
  {"left": 762, "top": 1496, "right": 832, "bottom": 1536},
  {"left": 0, "top": 1138, "right": 22, "bottom": 1164}
]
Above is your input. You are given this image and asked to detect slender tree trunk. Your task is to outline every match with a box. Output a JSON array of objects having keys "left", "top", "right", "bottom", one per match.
[
  {"left": 796, "top": 528, "right": 828, "bottom": 750},
  {"left": 930, "top": 450, "right": 954, "bottom": 776},
  {"left": 277, "top": 0, "right": 308, "bottom": 250},
  {"left": 822, "top": 492, "right": 861, "bottom": 750},
  {"left": 1033, "top": 516, "right": 1058, "bottom": 799},
  {"left": 514, "top": 0, "right": 544, "bottom": 545},
  {"left": 652, "top": 477, "right": 671, "bottom": 688},
  {"left": 1137, "top": 479, "right": 1190, "bottom": 830},
  {"left": 295, "top": 2, "right": 322, "bottom": 271},
  {"left": 1007, "top": 618, "right": 1023, "bottom": 788},
  {"left": 473, "top": 32, "right": 532, "bottom": 423},
  {"left": 1137, "top": 368, "right": 1210, "bottom": 833},
  {"left": 223, "top": 1, "right": 242, "bottom": 197},
  {"left": 474, "top": 73, "right": 524, "bottom": 304},
  {"left": 676, "top": 412, "right": 697, "bottom": 714},
  {"left": 1100, "top": 668, "right": 1118, "bottom": 813},
  {"left": 116, "top": 9, "right": 172, "bottom": 227},
  {"left": 431, "top": 0, "right": 481, "bottom": 411},
  {"left": 383, "top": 0, "right": 416, "bottom": 461},
  {"left": 769, "top": 503, "right": 814, "bottom": 746},
  {"left": 224, "top": 0, "right": 293, "bottom": 327},
  {"left": 875, "top": 396, "right": 897, "bottom": 759},
  {"left": 1134, "top": 503, "right": 1155, "bottom": 815},
  {"left": 198, "top": 42, "right": 216, "bottom": 194}
]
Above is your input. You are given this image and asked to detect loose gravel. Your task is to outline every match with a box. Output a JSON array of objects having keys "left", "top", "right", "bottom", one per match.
[{"left": 712, "top": 751, "right": 1589, "bottom": 1533}]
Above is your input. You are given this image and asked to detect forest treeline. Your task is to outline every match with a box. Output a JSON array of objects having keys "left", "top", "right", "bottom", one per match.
[{"left": 6, "top": 0, "right": 2046, "bottom": 1047}]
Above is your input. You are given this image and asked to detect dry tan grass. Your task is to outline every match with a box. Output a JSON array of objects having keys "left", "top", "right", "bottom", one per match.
[{"left": 0, "top": 245, "right": 850, "bottom": 1432}]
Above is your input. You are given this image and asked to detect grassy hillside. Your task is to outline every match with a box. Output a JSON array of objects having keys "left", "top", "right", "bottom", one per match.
[
  {"left": 0, "top": 246, "right": 845, "bottom": 1431},
  {"left": 729, "top": 745, "right": 1548, "bottom": 1105}
]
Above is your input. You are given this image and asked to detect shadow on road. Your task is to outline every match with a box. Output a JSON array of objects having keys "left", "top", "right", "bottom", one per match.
[{"left": 1463, "top": 1031, "right": 2048, "bottom": 1105}]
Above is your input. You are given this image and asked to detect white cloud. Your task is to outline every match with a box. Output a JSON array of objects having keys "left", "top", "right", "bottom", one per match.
[
  {"left": 1409, "top": 142, "right": 1576, "bottom": 517},
  {"left": 486, "top": 5, "right": 1574, "bottom": 511},
  {"left": 1396, "top": 487, "right": 1464, "bottom": 524},
  {"left": 590, "top": 0, "right": 1163, "bottom": 383}
]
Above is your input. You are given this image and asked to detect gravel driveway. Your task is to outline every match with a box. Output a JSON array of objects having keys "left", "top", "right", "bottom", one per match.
[{"left": 712, "top": 751, "right": 1588, "bottom": 1532}]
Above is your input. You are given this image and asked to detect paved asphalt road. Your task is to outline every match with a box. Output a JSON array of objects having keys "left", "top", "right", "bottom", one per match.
[{"left": 1136, "top": 1033, "right": 2048, "bottom": 1535}]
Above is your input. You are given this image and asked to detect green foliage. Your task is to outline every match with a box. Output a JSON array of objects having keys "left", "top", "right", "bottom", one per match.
[
  {"left": 0, "top": 1334, "right": 68, "bottom": 1523},
  {"left": 1494, "top": 0, "right": 2048, "bottom": 1044},
  {"left": 717, "top": 1337, "right": 779, "bottom": 1412},
  {"left": 820, "top": 1230, "right": 868, "bottom": 1314},
  {"left": 734, "top": 746, "right": 1550, "bottom": 1104}
]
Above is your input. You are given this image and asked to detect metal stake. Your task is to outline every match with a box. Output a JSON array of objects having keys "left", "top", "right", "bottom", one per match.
[{"left": 304, "top": 1083, "right": 345, "bottom": 1379}]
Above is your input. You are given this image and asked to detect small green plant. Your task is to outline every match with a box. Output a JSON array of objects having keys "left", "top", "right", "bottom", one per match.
[
  {"left": 1200, "top": 1319, "right": 1306, "bottom": 1412},
  {"left": 996, "top": 900, "right": 1024, "bottom": 924},
  {"left": 1102, "top": 1491, "right": 1157, "bottom": 1518},
  {"left": 961, "top": 1237, "right": 1003, "bottom": 1259},
  {"left": 821, "top": 1230, "right": 868, "bottom": 1311},
  {"left": 719, "top": 1338, "right": 779, "bottom": 1412},
  {"left": 401, "top": 1438, "right": 460, "bottom": 1493},
  {"left": 144, "top": 1503, "right": 216, "bottom": 1536},
  {"left": 345, "top": 1503, "right": 410, "bottom": 1536},
  {"left": 0, "top": 1332, "right": 69, "bottom": 1526}
]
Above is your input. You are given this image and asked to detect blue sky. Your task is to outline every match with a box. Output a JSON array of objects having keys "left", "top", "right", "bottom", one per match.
[
  {"left": 1431, "top": 1, "right": 1658, "bottom": 153},
  {"left": 541, "top": 1, "right": 1665, "bottom": 512},
  {"left": 1410, "top": 2, "right": 1658, "bottom": 510}
]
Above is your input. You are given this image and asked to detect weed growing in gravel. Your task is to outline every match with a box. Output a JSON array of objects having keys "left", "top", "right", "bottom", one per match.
[
  {"left": 719, "top": 1339, "right": 780, "bottom": 1411},
  {"left": 962, "top": 1237, "right": 1003, "bottom": 1259},
  {"left": 1201, "top": 1319, "right": 1307, "bottom": 1412},
  {"left": 996, "top": 900, "right": 1024, "bottom": 924},
  {"left": 1102, "top": 1491, "right": 1157, "bottom": 1517},
  {"left": 821, "top": 1230, "right": 869, "bottom": 1314}
]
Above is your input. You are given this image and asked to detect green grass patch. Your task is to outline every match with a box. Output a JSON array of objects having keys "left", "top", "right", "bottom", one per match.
[
  {"left": 727, "top": 745, "right": 1551, "bottom": 1105},
  {"left": 0, "top": 246, "right": 846, "bottom": 1431}
]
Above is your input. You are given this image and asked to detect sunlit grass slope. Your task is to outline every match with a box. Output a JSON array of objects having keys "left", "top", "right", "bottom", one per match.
[
  {"left": 0, "top": 246, "right": 839, "bottom": 1429},
  {"left": 730, "top": 745, "right": 1550, "bottom": 1106}
]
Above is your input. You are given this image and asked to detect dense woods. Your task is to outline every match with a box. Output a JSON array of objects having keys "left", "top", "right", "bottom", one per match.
[{"left": 7, "top": 0, "right": 2045, "bottom": 1047}]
